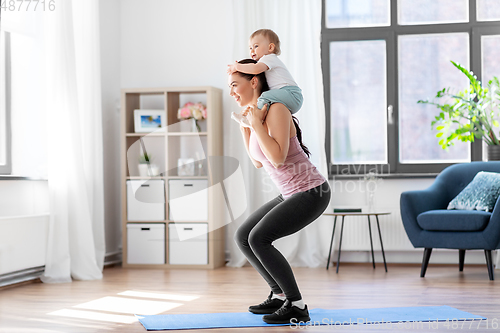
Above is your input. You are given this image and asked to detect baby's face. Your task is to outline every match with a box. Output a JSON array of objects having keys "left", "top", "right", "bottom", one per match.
[{"left": 249, "top": 34, "right": 274, "bottom": 61}]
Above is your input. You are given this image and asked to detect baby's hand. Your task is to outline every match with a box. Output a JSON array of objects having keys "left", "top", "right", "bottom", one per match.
[{"left": 227, "top": 61, "right": 238, "bottom": 74}]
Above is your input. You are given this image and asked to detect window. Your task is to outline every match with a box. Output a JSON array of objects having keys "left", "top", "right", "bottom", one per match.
[
  {"left": 0, "top": 29, "right": 11, "bottom": 175},
  {"left": 322, "top": 0, "right": 500, "bottom": 176}
]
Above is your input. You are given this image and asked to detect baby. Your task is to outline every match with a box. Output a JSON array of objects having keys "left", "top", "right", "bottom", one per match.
[{"left": 227, "top": 29, "right": 303, "bottom": 128}]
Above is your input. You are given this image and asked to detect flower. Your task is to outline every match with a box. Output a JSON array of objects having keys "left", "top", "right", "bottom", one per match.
[
  {"left": 179, "top": 107, "right": 191, "bottom": 119},
  {"left": 192, "top": 108, "right": 203, "bottom": 120},
  {"left": 177, "top": 102, "right": 208, "bottom": 120}
]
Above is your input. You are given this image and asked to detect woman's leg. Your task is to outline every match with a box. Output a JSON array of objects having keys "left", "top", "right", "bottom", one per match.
[
  {"left": 248, "top": 181, "right": 331, "bottom": 302},
  {"left": 234, "top": 194, "right": 285, "bottom": 295}
]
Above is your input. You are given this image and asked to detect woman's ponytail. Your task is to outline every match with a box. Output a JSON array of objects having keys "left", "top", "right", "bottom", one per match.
[{"left": 292, "top": 116, "right": 311, "bottom": 158}]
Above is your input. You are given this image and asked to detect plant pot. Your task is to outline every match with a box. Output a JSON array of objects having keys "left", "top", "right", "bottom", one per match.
[
  {"left": 138, "top": 164, "right": 149, "bottom": 177},
  {"left": 487, "top": 145, "right": 500, "bottom": 161},
  {"left": 138, "top": 163, "right": 160, "bottom": 177}
]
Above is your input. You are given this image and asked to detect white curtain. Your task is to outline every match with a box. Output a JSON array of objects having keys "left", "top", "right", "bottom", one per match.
[
  {"left": 226, "top": 0, "right": 333, "bottom": 268},
  {"left": 41, "top": 0, "right": 105, "bottom": 282}
]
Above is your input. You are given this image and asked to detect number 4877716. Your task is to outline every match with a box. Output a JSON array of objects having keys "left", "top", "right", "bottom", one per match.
[{"left": 1, "top": 0, "right": 56, "bottom": 11}]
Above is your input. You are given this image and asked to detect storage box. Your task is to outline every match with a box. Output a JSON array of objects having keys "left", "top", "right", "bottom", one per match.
[
  {"left": 168, "top": 179, "right": 208, "bottom": 221},
  {"left": 127, "top": 180, "right": 165, "bottom": 221},
  {"left": 127, "top": 223, "right": 165, "bottom": 264},
  {"left": 168, "top": 223, "right": 208, "bottom": 265}
]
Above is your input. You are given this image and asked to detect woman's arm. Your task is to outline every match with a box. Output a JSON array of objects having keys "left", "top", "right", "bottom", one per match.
[
  {"left": 240, "top": 125, "right": 263, "bottom": 168},
  {"left": 251, "top": 103, "right": 291, "bottom": 169}
]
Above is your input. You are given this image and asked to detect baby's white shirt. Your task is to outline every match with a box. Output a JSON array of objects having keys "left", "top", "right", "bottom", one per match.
[{"left": 258, "top": 54, "right": 298, "bottom": 90}]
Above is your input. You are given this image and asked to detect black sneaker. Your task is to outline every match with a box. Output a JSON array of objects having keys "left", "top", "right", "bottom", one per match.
[
  {"left": 248, "top": 291, "right": 285, "bottom": 314},
  {"left": 262, "top": 299, "right": 310, "bottom": 324}
]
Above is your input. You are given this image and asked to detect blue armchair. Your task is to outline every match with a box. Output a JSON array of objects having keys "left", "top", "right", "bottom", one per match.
[{"left": 400, "top": 161, "right": 500, "bottom": 280}]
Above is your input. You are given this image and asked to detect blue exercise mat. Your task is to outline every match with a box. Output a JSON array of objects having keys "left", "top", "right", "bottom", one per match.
[{"left": 137, "top": 305, "right": 486, "bottom": 330}]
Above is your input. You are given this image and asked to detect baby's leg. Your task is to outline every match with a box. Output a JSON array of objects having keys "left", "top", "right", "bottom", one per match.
[
  {"left": 231, "top": 111, "right": 251, "bottom": 128},
  {"left": 257, "top": 86, "right": 303, "bottom": 114}
]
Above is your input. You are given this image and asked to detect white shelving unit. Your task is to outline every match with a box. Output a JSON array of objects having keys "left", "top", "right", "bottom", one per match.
[{"left": 120, "top": 86, "right": 225, "bottom": 269}]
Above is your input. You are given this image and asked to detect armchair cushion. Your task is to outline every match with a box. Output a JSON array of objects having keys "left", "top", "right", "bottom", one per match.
[
  {"left": 417, "top": 209, "right": 491, "bottom": 231},
  {"left": 447, "top": 171, "right": 500, "bottom": 212}
]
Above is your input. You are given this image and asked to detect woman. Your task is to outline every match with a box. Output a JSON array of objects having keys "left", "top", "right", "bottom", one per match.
[{"left": 229, "top": 59, "right": 331, "bottom": 324}]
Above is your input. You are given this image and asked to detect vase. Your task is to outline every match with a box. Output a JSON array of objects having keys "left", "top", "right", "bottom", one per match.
[
  {"left": 191, "top": 118, "right": 201, "bottom": 132},
  {"left": 487, "top": 145, "right": 500, "bottom": 161}
]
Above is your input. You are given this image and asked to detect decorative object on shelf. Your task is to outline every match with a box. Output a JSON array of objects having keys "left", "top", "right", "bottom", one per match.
[
  {"left": 363, "top": 171, "right": 380, "bottom": 212},
  {"left": 195, "top": 152, "right": 204, "bottom": 176},
  {"left": 418, "top": 61, "right": 500, "bottom": 160},
  {"left": 177, "top": 102, "right": 207, "bottom": 132},
  {"left": 177, "top": 158, "right": 195, "bottom": 176},
  {"left": 138, "top": 152, "right": 159, "bottom": 177},
  {"left": 134, "top": 109, "right": 166, "bottom": 133}
]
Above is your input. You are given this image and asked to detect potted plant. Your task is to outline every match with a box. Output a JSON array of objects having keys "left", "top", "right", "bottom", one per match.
[
  {"left": 138, "top": 152, "right": 159, "bottom": 177},
  {"left": 418, "top": 61, "right": 500, "bottom": 160}
]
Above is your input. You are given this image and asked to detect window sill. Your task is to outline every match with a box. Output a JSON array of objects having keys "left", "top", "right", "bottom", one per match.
[
  {"left": 0, "top": 175, "right": 47, "bottom": 181},
  {"left": 329, "top": 173, "right": 439, "bottom": 180}
]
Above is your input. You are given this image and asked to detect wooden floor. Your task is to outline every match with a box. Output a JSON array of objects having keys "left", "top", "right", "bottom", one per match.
[{"left": 0, "top": 263, "right": 499, "bottom": 333}]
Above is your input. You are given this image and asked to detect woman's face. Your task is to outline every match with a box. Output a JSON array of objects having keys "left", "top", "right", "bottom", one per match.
[{"left": 228, "top": 72, "right": 255, "bottom": 107}]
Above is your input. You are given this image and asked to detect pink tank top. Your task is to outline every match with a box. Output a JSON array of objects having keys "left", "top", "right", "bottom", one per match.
[{"left": 249, "top": 128, "right": 326, "bottom": 199}]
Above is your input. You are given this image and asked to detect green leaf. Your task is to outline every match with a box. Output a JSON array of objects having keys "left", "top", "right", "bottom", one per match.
[{"left": 436, "top": 125, "right": 444, "bottom": 130}]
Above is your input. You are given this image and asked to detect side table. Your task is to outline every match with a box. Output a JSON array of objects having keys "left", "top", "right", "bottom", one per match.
[{"left": 323, "top": 212, "right": 390, "bottom": 273}]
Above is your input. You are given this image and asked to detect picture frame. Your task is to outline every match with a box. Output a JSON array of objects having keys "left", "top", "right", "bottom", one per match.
[{"left": 134, "top": 109, "right": 166, "bottom": 133}]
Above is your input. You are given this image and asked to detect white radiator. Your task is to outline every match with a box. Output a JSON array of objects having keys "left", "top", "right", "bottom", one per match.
[
  {"left": 0, "top": 214, "right": 50, "bottom": 275},
  {"left": 331, "top": 206, "right": 412, "bottom": 251},
  {"left": 326, "top": 206, "right": 498, "bottom": 266}
]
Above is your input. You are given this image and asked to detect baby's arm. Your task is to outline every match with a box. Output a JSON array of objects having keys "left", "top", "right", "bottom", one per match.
[{"left": 227, "top": 61, "right": 269, "bottom": 75}]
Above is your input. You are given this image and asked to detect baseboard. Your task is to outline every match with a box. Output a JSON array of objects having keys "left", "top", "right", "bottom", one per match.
[
  {"left": 0, "top": 266, "right": 45, "bottom": 289},
  {"left": 104, "top": 250, "right": 122, "bottom": 267}
]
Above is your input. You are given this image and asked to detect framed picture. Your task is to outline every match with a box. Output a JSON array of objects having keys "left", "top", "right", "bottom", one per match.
[{"left": 134, "top": 109, "right": 166, "bottom": 133}]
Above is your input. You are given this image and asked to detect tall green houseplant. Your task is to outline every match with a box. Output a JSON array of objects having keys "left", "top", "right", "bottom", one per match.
[{"left": 418, "top": 61, "right": 500, "bottom": 154}]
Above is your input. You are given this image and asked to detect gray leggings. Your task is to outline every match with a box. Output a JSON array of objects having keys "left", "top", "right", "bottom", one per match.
[{"left": 234, "top": 180, "right": 331, "bottom": 302}]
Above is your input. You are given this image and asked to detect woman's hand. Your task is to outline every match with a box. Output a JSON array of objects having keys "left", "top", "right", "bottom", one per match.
[{"left": 243, "top": 103, "right": 269, "bottom": 128}]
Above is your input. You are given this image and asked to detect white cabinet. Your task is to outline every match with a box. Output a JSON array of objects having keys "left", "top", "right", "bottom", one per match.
[
  {"left": 127, "top": 224, "right": 165, "bottom": 264},
  {"left": 127, "top": 180, "right": 165, "bottom": 221},
  {"left": 168, "top": 179, "right": 208, "bottom": 221},
  {"left": 168, "top": 223, "right": 208, "bottom": 265}
]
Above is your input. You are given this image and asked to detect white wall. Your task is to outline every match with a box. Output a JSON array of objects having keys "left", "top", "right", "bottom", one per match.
[
  {"left": 119, "top": 0, "right": 232, "bottom": 89},
  {"left": 99, "top": 0, "right": 233, "bottom": 256}
]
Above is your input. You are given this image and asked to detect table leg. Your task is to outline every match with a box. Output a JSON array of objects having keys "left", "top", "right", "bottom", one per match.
[
  {"left": 367, "top": 215, "right": 375, "bottom": 269},
  {"left": 336, "top": 216, "right": 345, "bottom": 274},
  {"left": 375, "top": 214, "right": 388, "bottom": 272},
  {"left": 326, "top": 215, "right": 337, "bottom": 270}
]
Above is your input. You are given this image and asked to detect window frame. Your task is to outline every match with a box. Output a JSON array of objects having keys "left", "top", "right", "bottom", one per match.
[
  {"left": 0, "top": 30, "right": 12, "bottom": 175},
  {"left": 322, "top": 0, "right": 500, "bottom": 177}
]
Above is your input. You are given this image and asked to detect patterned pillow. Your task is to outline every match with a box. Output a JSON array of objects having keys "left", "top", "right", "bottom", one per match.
[{"left": 447, "top": 171, "right": 500, "bottom": 212}]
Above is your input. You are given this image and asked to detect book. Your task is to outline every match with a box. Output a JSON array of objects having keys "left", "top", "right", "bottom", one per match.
[{"left": 333, "top": 208, "right": 362, "bottom": 213}]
